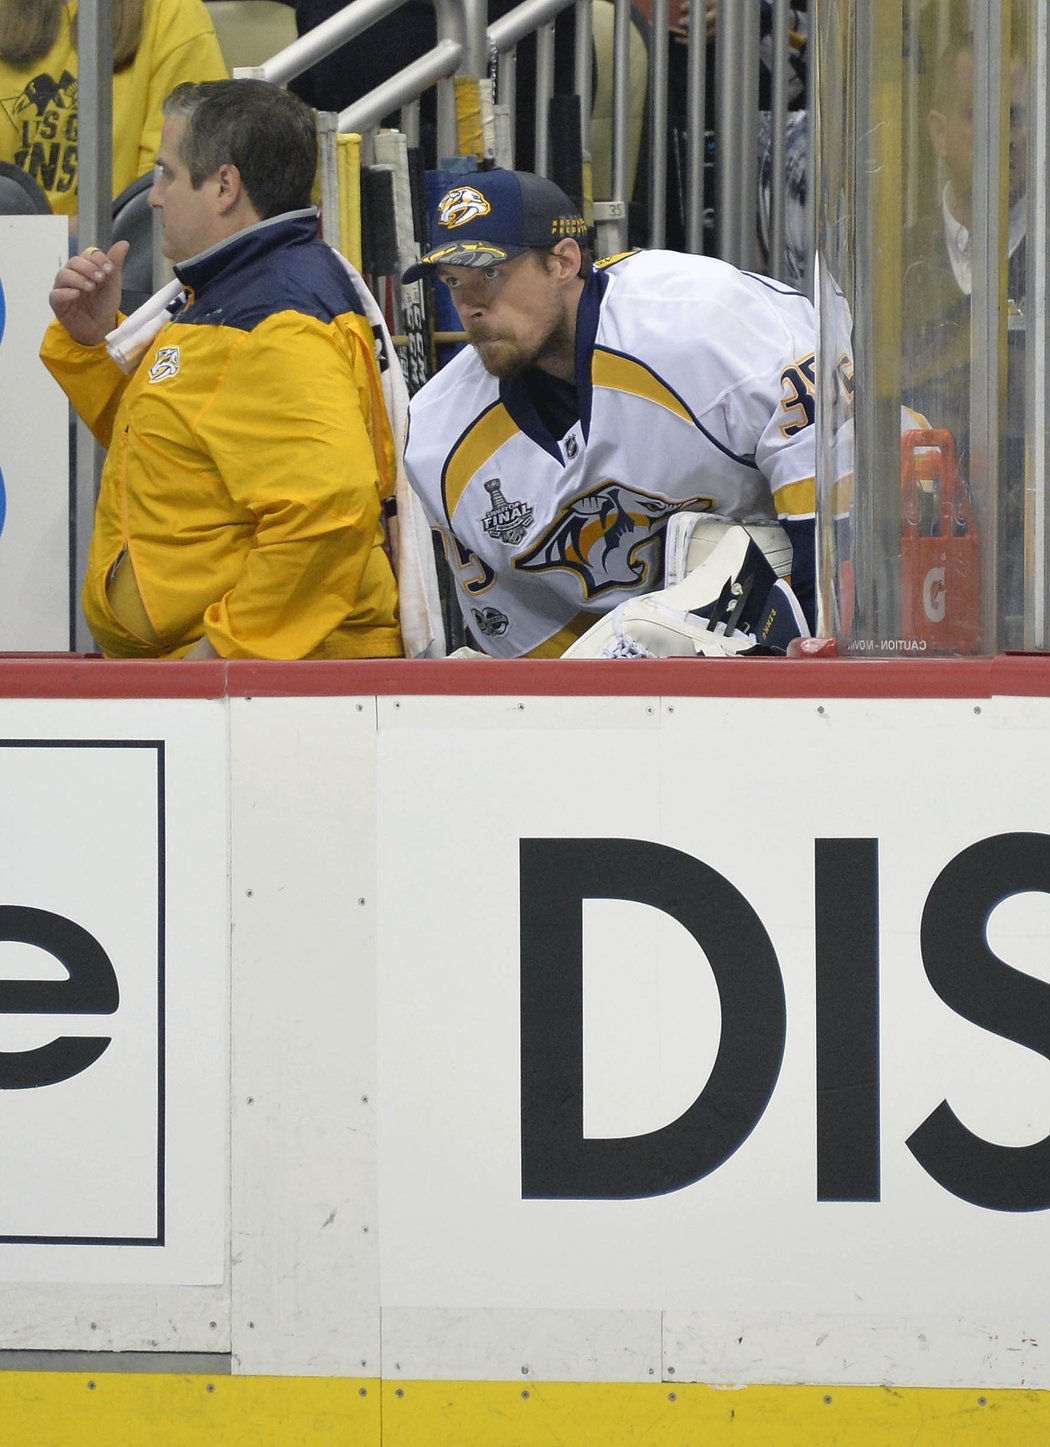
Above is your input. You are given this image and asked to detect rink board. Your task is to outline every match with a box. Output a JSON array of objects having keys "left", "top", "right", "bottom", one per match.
[{"left": 0, "top": 656, "right": 1046, "bottom": 1444}]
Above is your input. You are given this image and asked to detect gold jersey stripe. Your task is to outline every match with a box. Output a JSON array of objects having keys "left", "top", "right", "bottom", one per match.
[
  {"left": 592, "top": 350, "right": 694, "bottom": 423},
  {"left": 773, "top": 475, "right": 816, "bottom": 519},
  {"left": 524, "top": 610, "right": 598, "bottom": 658},
  {"left": 595, "top": 249, "right": 640, "bottom": 268},
  {"left": 442, "top": 405, "right": 521, "bottom": 521}
]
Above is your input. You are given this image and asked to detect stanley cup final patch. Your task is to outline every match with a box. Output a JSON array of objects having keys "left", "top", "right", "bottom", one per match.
[
  {"left": 481, "top": 478, "right": 533, "bottom": 546},
  {"left": 148, "top": 346, "right": 181, "bottom": 384}
]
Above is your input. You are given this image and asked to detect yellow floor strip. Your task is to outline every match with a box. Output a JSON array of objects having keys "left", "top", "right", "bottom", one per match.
[
  {"left": 1, "top": 1373, "right": 1047, "bottom": 1445},
  {"left": 383, "top": 1381, "right": 1050, "bottom": 1446},
  {"left": 0, "top": 1373, "right": 378, "bottom": 1447}
]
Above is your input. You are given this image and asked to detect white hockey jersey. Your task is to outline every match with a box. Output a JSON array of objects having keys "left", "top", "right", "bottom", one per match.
[{"left": 404, "top": 249, "right": 818, "bottom": 657}]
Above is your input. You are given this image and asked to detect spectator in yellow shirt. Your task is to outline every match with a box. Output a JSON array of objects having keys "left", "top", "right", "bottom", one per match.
[{"left": 0, "top": 0, "right": 227, "bottom": 215}]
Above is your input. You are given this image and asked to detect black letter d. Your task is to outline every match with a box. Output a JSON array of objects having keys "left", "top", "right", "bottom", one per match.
[{"left": 520, "top": 838, "right": 785, "bottom": 1199}]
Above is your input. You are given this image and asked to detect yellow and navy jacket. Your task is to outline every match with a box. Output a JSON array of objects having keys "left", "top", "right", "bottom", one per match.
[
  {"left": 404, "top": 249, "right": 817, "bottom": 657},
  {"left": 42, "top": 210, "right": 402, "bottom": 659},
  {"left": 0, "top": 0, "right": 227, "bottom": 215}
]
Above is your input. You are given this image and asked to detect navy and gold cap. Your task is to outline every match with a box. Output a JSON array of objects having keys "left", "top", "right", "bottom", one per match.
[{"left": 401, "top": 169, "right": 588, "bottom": 284}]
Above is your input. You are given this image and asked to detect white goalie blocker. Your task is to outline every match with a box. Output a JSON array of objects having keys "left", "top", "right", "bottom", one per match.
[{"left": 562, "top": 514, "right": 810, "bottom": 660}]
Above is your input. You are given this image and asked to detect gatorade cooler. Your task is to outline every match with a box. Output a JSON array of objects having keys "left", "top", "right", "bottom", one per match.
[{"left": 900, "top": 429, "right": 981, "bottom": 653}]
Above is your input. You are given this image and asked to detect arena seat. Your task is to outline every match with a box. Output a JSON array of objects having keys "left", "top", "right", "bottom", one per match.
[
  {"left": 112, "top": 173, "right": 161, "bottom": 317},
  {"left": 0, "top": 161, "right": 51, "bottom": 215}
]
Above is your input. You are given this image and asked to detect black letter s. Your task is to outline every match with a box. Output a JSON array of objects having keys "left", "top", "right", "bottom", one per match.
[{"left": 907, "top": 833, "right": 1050, "bottom": 1210}]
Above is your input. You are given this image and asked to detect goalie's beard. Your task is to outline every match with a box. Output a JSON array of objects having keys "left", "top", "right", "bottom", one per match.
[{"left": 468, "top": 310, "right": 575, "bottom": 381}]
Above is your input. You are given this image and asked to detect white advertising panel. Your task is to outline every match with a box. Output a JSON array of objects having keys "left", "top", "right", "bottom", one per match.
[
  {"left": 0, "top": 700, "right": 227, "bottom": 1285},
  {"left": 0, "top": 217, "right": 71, "bottom": 650},
  {"left": 375, "top": 692, "right": 1050, "bottom": 1382}
]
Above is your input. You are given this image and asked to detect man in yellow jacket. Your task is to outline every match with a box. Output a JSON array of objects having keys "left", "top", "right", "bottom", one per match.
[{"left": 42, "top": 78, "right": 402, "bottom": 660}]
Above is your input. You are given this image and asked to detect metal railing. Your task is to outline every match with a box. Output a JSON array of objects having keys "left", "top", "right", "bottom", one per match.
[
  {"left": 73, "top": 0, "right": 808, "bottom": 273},
  {"left": 73, "top": 1, "right": 114, "bottom": 653},
  {"left": 233, "top": 0, "right": 807, "bottom": 272}
]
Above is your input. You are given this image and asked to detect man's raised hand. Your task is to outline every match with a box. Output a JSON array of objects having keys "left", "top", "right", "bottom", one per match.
[{"left": 49, "top": 240, "right": 131, "bottom": 347}]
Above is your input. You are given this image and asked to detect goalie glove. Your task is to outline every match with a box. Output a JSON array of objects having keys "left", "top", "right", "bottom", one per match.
[
  {"left": 663, "top": 512, "right": 794, "bottom": 588},
  {"left": 562, "top": 524, "right": 810, "bottom": 659}
]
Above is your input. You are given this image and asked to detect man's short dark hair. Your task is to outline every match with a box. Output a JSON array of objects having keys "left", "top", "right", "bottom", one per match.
[{"left": 164, "top": 79, "right": 317, "bottom": 219}]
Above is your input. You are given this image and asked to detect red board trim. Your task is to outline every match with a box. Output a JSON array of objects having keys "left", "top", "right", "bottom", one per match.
[{"left": 1, "top": 654, "right": 1050, "bottom": 700}]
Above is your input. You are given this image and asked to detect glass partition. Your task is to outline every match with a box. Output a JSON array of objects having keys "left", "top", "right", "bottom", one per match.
[{"left": 814, "top": 0, "right": 1047, "bottom": 655}]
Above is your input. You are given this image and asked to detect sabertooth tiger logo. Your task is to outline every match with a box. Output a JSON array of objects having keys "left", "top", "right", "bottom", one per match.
[
  {"left": 437, "top": 186, "right": 492, "bottom": 229},
  {"left": 482, "top": 478, "right": 533, "bottom": 546},
  {"left": 148, "top": 346, "right": 181, "bottom": 383},
  {"left": 515, "top": 481, "right": 712, "bottom": 601}
]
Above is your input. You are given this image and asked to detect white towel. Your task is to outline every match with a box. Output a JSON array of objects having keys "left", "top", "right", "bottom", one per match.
[
  {"left": 104, "top": 279, "right": 185, "bottom": 373},
  {"left": 331, "top": 250, "right": 445, "bottom": 659}
]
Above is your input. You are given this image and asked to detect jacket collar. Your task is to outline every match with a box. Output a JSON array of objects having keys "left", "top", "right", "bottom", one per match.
[{"left": 174, "top": 208, "right": 320, "bottom": 294}]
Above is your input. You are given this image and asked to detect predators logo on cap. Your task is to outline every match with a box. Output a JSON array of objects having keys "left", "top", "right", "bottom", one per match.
[{"left": 437, "top": 185, "right": 492, "bottom": 230}]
